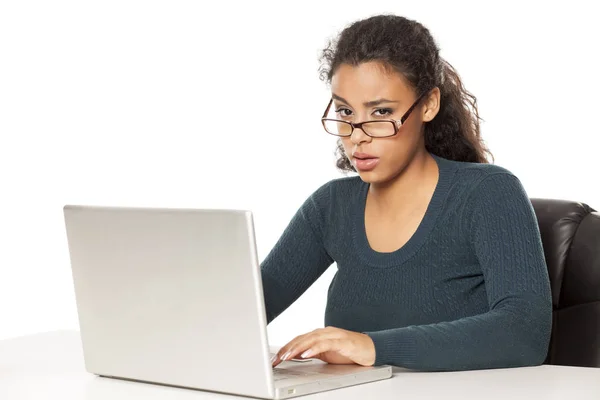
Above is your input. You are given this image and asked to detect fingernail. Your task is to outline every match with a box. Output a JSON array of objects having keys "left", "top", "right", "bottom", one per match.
[
  {"left": 282, "top": 351, "right": 292, "bottom": 361},
  {"left": 270, "top": 355, "right": 277, "bottom": 363},
  {"left": 301, "top": 350, "right": 313, "bottom": 358}
]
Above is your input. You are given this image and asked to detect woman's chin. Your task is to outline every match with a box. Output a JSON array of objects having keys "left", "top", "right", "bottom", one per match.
[{"left": 356, "top": 170, "right": 385, "bottom": 183}]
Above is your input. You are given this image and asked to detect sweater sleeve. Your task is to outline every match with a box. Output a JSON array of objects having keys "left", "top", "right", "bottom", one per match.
[
  {"left": 363, "top": 172, "right": 553, "bottom": 371},
  {"left": 260, "top": 182, "right": 334, "bottom": 325}
]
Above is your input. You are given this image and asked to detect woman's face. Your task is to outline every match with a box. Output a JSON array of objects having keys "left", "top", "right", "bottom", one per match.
[{"left": 329, "top": 61, "right": 435, "bottom": 184}]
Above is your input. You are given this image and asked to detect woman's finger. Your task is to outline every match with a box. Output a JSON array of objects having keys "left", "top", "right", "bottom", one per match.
[
  {"left": 282, "top": 333, "right": 343, "bottom": 362},
  {"left": 299, "top": 338, "right": 344, "bottom": 359},
  {"left": 276, "top": 328, "right": 328, "bottom": 361},
  {"left": 273, "top": 327, "right": 348, "bottom": 366}
]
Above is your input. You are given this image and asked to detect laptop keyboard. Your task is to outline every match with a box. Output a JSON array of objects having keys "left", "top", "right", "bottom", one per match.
[
  {"left": 269, "top": 352, "right": 312, "bottom": 363},
  {"left": 272, "top": 368, "right": 320, "bottom": 381},
  {"left": 269, "top": 352, "right": 322, "bottom": 381}
]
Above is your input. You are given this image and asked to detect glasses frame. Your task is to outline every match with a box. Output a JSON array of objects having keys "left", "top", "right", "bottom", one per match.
[{"left": 321, "top": 90, "right": 431, "bottom": 138}]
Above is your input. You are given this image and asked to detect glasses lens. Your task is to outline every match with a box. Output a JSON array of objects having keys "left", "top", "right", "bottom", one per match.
[
  {"left": 362, "top": 121, "right": 396, "bottom": 137},
  {"left": 323, "top": 120, "right": 352, "bottom": 136}
]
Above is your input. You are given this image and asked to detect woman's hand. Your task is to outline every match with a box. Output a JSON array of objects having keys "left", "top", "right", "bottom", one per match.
[{"left": 272, "top": 326, "right": 376, "bottom": 367}]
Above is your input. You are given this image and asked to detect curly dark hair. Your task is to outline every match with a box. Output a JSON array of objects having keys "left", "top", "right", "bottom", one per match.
[{"left": 318, "top": 14, "right": 494, "bottom": 172}]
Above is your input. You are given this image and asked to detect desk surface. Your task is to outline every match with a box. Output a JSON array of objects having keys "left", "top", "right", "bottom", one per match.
[{"left": 1, "top": 330, "right": 599, "bottom": 400}]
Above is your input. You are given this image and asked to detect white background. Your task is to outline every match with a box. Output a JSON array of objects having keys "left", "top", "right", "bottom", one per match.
[{"left": 0, "top": 0, "right": 598, "bottom": 346}]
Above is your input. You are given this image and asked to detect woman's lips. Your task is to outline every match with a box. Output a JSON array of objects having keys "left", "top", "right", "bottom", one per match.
[{"left": 354, "top": 157, "right": 380, "bottom": 171}]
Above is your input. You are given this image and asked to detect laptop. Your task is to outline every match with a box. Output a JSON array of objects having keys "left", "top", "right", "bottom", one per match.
[{"left": 63, "top": 205, "right": 392, "bottom": 399}]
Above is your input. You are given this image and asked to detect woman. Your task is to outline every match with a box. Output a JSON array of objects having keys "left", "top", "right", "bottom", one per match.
[{"left": 262, "top": 14, "right": 552, "bottom": 372}]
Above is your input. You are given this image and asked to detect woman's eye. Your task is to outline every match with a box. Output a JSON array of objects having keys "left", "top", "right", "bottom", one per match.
[
  {"left": 335, "top": 108, "right": 352, "bottom": 117},
  {"left": 334, "top": 108, "right": 394, "bottom": 118},
  {"left": 375, "top": 108, "right": 393, "bottom": 117}
]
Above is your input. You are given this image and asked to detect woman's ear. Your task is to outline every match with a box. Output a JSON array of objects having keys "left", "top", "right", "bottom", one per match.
[{"left": 422, "top": 87, "right": 441, "bottom": 122}]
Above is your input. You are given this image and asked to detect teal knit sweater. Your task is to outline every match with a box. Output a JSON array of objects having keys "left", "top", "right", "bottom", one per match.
[{"left": 260, "top": 152, "right": 552, "bottom": 371}]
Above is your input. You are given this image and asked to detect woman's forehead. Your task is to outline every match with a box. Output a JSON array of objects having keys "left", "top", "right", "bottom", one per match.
[
  {"left": 331, "top": 62, "right": 412, "bottom": 99},
  {"left": 331, "top": 69, "right": 412, "bottom": 106}
]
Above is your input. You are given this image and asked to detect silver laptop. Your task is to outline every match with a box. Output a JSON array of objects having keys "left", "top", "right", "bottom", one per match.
[{"left": 63, "top": 205, "right": 392, "bottom": 399}]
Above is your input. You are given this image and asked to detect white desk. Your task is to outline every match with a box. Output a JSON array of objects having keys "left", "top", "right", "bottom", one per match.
[{"left": 1, "top": 330, "right": 599, "bottom": 400}]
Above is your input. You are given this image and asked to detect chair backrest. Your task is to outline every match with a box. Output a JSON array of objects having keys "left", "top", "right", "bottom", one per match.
[{"left": 529, "top": 198, "right": 600, "bottom": 367}]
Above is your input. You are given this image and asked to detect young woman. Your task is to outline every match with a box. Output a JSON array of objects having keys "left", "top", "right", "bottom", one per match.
[{"left": 262, "top": 14, "right": 552, "bottom": 372}]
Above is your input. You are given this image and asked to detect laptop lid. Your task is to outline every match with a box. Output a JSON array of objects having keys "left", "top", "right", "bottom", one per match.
[{"left": 64, "top": 205, "right": 275, "bottom": 399}]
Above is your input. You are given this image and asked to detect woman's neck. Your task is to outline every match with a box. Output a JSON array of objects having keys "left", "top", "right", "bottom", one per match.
[{"left": 367, "top": 151, "right": 439, "bottom": 216}]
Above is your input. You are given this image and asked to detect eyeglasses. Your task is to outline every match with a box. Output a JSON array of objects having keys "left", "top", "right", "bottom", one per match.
[{"left": 321, "top": 91, "right": 429, "bottom": 138}]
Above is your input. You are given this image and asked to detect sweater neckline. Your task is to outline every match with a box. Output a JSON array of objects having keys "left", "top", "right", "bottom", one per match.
[{"left": 352, "top": 152, "right": 457, "bottom": 268}]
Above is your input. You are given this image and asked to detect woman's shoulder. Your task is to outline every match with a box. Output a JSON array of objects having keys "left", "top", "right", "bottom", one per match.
[
  {"left": 448, "top": 159, "right": 532, "bottom": 215},
  {"left": 310, "top": 175, "right": 363, "bottom": 200},
  {"left": 446, "top": 157, "right": 521, "bottom": 190},
  {"left": 441, "top": 158, "right": 531, "bottom": 215},
  {"left": 449, "top": 157, "right": 515, "bottom": 177}
]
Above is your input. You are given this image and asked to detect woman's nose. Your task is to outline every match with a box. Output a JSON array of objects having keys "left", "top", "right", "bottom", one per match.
[{"left": 350, "top": 125, "right": 371, "bottom": 144}]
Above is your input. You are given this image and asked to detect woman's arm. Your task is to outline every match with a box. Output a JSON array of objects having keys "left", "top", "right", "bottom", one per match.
[
  {"left": 363, "top": 173, "right": 553, "bottom": 371},
  {"left": 260, "top": 182, "right": 334, "bottom": 324}
]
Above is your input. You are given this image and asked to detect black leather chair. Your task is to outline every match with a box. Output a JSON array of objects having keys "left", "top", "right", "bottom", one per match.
[{"left": 530, "top": 198, "right": 600, "bottom": 367}]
